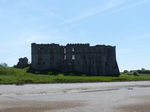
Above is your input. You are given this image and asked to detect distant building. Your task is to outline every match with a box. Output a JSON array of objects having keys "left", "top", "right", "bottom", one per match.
[
  {"left": 15, "top": 57, "right": 29, "bottom": 68},
  {"left": 31, "top": 43, "right": 120, "bottom": 76}
]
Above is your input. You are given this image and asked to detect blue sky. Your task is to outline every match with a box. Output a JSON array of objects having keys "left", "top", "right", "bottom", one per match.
[{"left": 0, "top": 0, "right": 150, "bottom": 71}]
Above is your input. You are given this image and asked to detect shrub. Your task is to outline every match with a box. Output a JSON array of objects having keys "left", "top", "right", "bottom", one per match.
[{"left": 132, "top": 71, "right": 139, "bottom": 76}]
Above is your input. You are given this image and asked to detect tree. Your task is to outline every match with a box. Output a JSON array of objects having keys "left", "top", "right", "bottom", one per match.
[
  {"left": 141, "top": 68, "right": 145, "bottom": 72},
  {"left": 123, "top": 70, "right": 128, "bottom": 74},
  {"left": 0, "top": 64, "right": 3, "bottom": 68},
  {"left": 0, "top": 63, "right": 8, "bottom": 68}
]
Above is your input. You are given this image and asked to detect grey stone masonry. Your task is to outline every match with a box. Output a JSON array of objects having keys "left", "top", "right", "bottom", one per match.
[
  {"left": 15, "top": 57, "right": 29, "bottom": 68},
  {"left": 31, "top": 43, "right": 120, "bottom": 76}
]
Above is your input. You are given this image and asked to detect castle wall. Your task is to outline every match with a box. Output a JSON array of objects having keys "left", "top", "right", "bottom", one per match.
[{"left": 31, "top": 43, "right": 120, "bottom": 76}]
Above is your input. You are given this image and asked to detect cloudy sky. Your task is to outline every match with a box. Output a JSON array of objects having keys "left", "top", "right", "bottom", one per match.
[{"left": 0, "top": 0, "right": 150, "bottom": 71}]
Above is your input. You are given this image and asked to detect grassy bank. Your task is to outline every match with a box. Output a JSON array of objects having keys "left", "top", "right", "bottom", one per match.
[{"left": 0, "top": 67, "right": 150, "bottom": 84}]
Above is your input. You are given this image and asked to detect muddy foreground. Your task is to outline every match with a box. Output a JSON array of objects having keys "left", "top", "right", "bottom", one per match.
[{"left": 0, "top": 81, "right": 150, "bottom": 112}]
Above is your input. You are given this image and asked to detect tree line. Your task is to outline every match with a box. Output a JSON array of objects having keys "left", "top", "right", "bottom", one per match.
[{"left": 123, "top": 68, "right": 150, "bottom": 76}]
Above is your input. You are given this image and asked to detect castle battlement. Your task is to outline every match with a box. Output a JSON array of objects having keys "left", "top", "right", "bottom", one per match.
[{"left": 67, "top": 43, "right": 90, "bottom": 45}]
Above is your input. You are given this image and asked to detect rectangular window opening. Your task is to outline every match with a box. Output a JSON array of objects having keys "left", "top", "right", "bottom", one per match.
[
  {"left": 72, "top": 55, "right": 75, "bottom": 60},
  {"left": 64, "top": 48, "right": 66, "bottom": 53},
  {"left": 64, "top": 55, "right": 66, "bottom": 60},
  {"left": 72, "top": 48, "right": 75, "bottom": 52}
]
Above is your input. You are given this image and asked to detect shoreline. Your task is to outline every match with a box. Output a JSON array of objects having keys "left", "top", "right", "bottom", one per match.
[{"left": 0, "top": 80, "right": 149, "bottom": 86}]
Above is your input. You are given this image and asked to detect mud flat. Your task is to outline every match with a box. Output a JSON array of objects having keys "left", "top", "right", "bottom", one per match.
[{"left": 0, "top": 81, "right": 150, "bottom": 112}]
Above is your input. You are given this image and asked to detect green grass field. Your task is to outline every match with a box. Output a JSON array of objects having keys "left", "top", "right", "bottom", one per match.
[{"left": 0, "top": 67, "right": 150, "bottom": 84}]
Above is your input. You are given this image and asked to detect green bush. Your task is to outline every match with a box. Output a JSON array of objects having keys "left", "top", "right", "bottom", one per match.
[{"left": 132, "top": 71, "right": 139, "bottom": 76}]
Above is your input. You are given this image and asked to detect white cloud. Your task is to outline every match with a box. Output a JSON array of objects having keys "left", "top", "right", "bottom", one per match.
[{"left": 67, "top": 0, "right": 124, "bottom": 23}]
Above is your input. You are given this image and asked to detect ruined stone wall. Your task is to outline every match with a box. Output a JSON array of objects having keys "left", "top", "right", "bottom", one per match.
[
  {"left": 15, "top": 57, "right": 29, "bottom": 68},
  {"left": 31, "top": 43, "right": 120, "bottom": 76}
]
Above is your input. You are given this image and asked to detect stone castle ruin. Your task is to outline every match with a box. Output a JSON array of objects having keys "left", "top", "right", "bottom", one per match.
[
  {"left": 15, "top": 57, "right": 29, "bottom": 68},
  {"left": 31, "top": 43, "right": 120, "bottom": 76}
]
